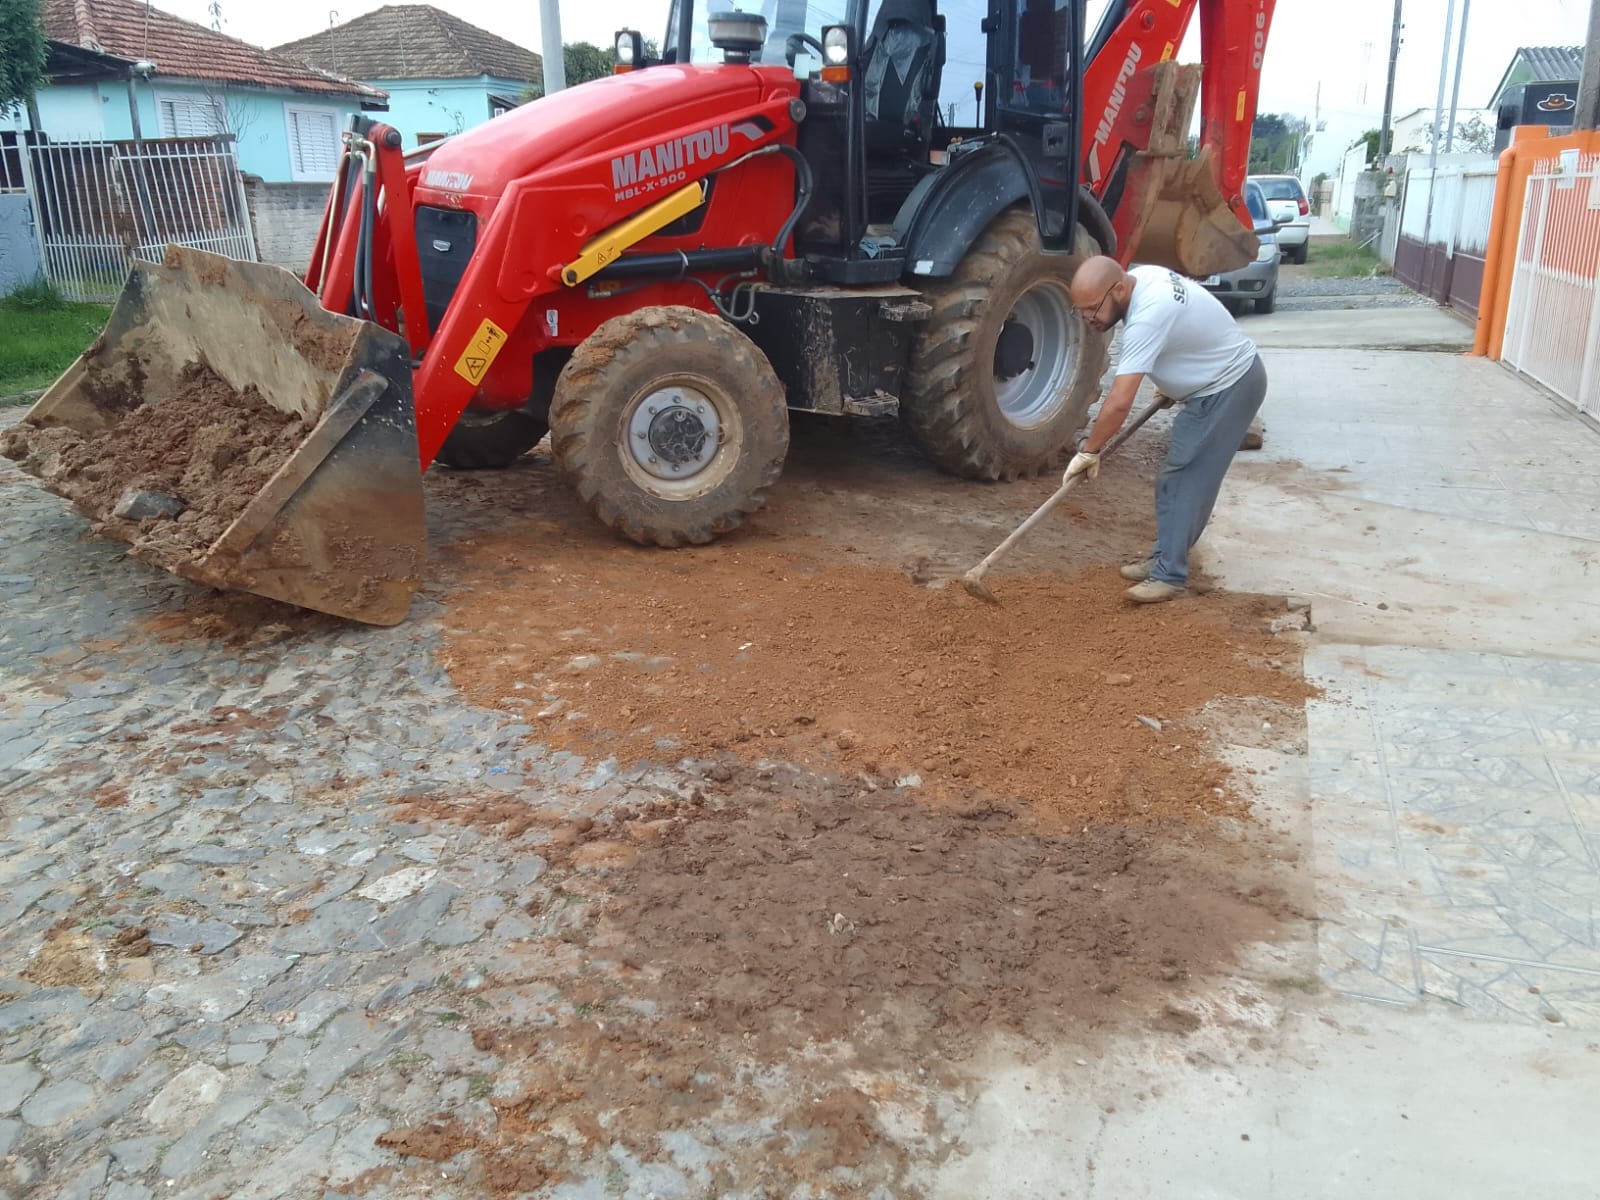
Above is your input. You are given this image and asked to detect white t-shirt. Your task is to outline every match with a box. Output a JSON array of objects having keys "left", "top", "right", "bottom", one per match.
[{"left": 1115, "top": 266, "right": 1258, "bottom": 400}]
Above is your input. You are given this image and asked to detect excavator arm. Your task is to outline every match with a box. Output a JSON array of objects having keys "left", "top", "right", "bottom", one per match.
[{"left": 1082, "top": 0, "right": 1276, "bottom": 276}]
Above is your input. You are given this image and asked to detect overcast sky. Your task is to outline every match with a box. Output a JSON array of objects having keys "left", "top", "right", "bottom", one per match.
[{"left": 158, "top": 0, "right": 1590, "bottom": 119}]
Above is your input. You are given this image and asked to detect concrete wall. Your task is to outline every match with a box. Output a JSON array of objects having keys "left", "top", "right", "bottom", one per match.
[
  {"left": 1332, "top": 142, "right": 1370, "bottom": 231},
  {"left": 1348, "top": 171, "right": 1387, "bottom": 251},
  {"left": 372, "top": 76, "right": 530, "bottom": 149},
  {"left": 243, "top": 176, "right": 328, "bottom": 272}
]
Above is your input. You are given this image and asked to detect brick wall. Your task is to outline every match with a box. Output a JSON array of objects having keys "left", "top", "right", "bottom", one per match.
[{"left": 242, "top": 175, "right": 328, "bottom": 273}]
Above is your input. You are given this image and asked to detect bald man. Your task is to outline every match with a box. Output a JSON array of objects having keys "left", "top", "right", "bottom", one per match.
[{"left": 1065, "top": 256, "right": 1268, "bottom": 603}]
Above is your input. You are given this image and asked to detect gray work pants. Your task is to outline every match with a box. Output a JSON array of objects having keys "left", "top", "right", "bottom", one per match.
[{"left": 1150, "top": 355, "right": 1268, "bottom": 587}]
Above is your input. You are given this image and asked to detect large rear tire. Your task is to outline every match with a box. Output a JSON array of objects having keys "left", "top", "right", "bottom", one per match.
[
  {"left": 549, "top": 307, "right": 789, "bottom": 547},
  {"left": 901, "top": 211, "right": 1111, "bottom": 480}
]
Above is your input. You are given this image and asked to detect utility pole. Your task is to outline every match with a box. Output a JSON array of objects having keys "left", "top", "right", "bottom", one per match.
[
  {"left": 1445, "top": 0, "right": 1471, "bottom": 152},
  {"left": 1578, "top": 0, "right": 1600, "bottom": 131},
  {"left": 539, "top": 0, "right": 566, "bottom": 94},
  {"left": 1379, "top": 0, "right": 1403, "bottom": 160},
  {"left": 1421, "top": 0, "right": 1457, "bottom": 270}
]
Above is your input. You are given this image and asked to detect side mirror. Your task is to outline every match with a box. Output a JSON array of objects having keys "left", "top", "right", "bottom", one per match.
[
  {"left": 1273, "top": 216, "right": 1291, "bottom": 229},
  {"left": 1252, "top": 220, "right": 1276, "bottom": 236}
]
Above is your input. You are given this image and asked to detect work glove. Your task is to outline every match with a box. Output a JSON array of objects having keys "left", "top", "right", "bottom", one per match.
[{"left": 1063, "top": 450, "right": 1101, "bottom": 484}]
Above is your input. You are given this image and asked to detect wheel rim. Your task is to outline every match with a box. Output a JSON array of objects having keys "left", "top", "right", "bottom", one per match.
[
  {"left": 992, "top": 281, "right": 1081, "bottom": 429},
  {"left": 617, "top": 379, "right": 745, "bottom": 501}
]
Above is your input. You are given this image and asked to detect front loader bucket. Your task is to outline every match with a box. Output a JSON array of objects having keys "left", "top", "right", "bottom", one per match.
[
  {"left": 1, "top": 247, "right": 425, "bottom": 626},
  {"left": 1133, "top": 149, "right": 1261, "bottom": 279},
  {"left": 1117, "top": 63, "right": 1260, "bottom": 280}
]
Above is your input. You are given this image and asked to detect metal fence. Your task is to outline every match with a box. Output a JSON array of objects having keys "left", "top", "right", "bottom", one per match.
[
  {"left": 1503, "top": 154, "right": 1600, "bottom": 420},
  {"left": 14, "top": 136, "right": 257, "bottom": 302}
]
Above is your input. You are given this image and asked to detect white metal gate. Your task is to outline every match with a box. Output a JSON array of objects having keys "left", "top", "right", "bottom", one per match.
[
  {"left": 17, "top": 136, "right": 258, "bottom": 303},
  {"left": 1503, "top": 154, "right": 1600, "bottom": 420}
]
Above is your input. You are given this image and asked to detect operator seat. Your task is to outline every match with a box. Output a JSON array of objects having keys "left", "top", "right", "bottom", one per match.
[{"left": 860, "top": 0, "right": 944, "bottom": 158}]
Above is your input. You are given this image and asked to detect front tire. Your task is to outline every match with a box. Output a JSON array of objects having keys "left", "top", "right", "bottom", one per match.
[
  {"left": 901, "top": 210, "right": 1111, "bottom": 481},
  {"left": 549, "top": 307, "right": 789, "bottom": 547},
  {"left": 1254, "top": 289, "right": 1277, "bottom": 315},
  {"left": 436, "top": 409, "right": 549, "bottom": 469}
]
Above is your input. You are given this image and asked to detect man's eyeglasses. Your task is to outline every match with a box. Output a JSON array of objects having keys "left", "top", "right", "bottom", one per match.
[{"left": 1076, "top": 283, "right": 1116, "bottom": 323}]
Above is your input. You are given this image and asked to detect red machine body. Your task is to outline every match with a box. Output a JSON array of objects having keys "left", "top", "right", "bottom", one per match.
[{"left": 305, "top": 0, "right": 1276, "bottom": 473}]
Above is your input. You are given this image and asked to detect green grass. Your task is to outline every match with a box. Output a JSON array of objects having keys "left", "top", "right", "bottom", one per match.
[
  {"left": 0, "top": 279, "right": 110, "bottom": 399},
  {"left": 1305, "top": 239, "right": 1389, "bottom": 279}
]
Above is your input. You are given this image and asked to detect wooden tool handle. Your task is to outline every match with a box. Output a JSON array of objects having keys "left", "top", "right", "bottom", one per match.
[{"left": 964, "top": 394, "right": 1169, "bottom": 584}]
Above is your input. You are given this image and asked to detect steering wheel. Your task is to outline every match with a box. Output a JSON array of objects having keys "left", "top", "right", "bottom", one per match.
[{"left": 786, "top": 32, "right": 825, "bottom": 67}]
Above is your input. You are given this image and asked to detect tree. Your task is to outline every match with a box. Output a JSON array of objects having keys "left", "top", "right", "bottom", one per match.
[
  {"left": 1401, "top": 114, "right": 1496, "bottom": 156},
  {"left": 1354, "top": 128, "right": 1382, "bottom": 164},
  {"left": 1249, "top": 112, "right": 1307, "bottom": 173},
  {"left": 0, "top": 0, "right": 49, "bottom": 114},
  {"left": 520, "top": 39, "right": 662, "bottom": 101},
  {"left": 1251, "top": 112, "right": 1288, "bottom": 140}
]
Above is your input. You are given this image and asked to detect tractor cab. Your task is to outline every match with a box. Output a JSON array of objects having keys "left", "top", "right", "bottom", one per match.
[{"left": 656, "top": 0, "right": 1086, "bottom": 283}]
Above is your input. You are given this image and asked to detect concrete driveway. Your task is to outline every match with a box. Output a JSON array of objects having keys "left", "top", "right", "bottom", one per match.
[{"left": 949, "top": 302, "right": 1600, "bottom": 1199}]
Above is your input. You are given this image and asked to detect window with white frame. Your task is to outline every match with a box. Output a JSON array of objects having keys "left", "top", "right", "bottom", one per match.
[
  {"left": 285, "top": 105, "right": 342, "bottom": 182},
  {"left": 156, "top": 93, "right": 226, "bottom": 138}
]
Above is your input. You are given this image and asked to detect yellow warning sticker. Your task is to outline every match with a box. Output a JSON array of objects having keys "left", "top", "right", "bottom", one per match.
[
  {"left": 1160, "top": 41, "right": 1175, "bottom": 62},
  {"left": 453, "top": 318, "right": 509, "bottom": 386},
  {"left": 1236, "top": 90, "right": 1247, "bottom": 122}
]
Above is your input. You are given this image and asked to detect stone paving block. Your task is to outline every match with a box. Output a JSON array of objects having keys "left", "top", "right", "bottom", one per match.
[
  {"left": 0, "top": 1118, "right": 18, "bottom": 1157},
  {"left": 145, "top": 1064, "right": 227, "bottom": 1131},
  {"left": 55, "top": 1155, "right": 108, "bottom": 1200},
  {"left": 147, "top": 977, "right": 252, "bottom": 1022},
  {"left": 108, "top": 1135, "right": 167, "bottom": 1176},
  {"left": 269, "top": 899, "right": 385, "bottom": 956},
  {"left": 92, "top": 1038, "right": 161, "bottom": 1085},
  {"left": 228, "top": 1043, "right": 271, "bottom": 1067},
  {"left": 20, "top": 1078, "right": 96, "bottom": 1128},
  {"left": 325, "top": 1117, "right": 395, "bottom": 1185},
  {"left": 0, "top": 1063, "right": 42, "bottom": 1116}
]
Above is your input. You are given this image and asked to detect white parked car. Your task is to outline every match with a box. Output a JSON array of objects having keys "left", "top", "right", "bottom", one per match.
[{"left": 1248, "top": 174, "right": 1309, "bottom": 264}]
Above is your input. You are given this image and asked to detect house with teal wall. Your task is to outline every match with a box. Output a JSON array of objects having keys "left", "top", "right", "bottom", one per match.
[
  {"left": 2, "top": 0, "right": 385, "bottom": 183},
  {"left": 273, "top": 6, "right": 543, "bottom": 151}
]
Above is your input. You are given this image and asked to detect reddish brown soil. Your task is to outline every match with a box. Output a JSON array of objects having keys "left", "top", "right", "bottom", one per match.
[
  {"left": 382, "top": 778, "right": 1302, "bottom": 1194},
  {"left": 438, "top": 538, "right": 1309, "bottom": 823},
  {"left": 0, "top": 362, "right": 307, "bottom": 570},
  {"left": 375, "top": 1116, "right": 478, "bottom": 1162}
]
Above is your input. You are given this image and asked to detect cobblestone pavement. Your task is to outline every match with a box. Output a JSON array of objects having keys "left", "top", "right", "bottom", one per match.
[
  {"left": 1274, "top": 271, "right": 1432, "bottom": 312},
  {"left": 0, "top": 428, "right": 729, "bottom": 1200}
]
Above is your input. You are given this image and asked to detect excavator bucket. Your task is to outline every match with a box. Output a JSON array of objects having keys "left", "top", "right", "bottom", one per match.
[
  {"left": 1, "top": 247, "right": 425, "bottom": 626},
  {"left": 1118, "top": 63, "right": 1260, "bottom": 280}
]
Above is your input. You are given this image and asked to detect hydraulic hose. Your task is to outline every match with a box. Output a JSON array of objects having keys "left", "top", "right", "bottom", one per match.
[{"left": 718, "top": 142, "right": 816, "bottom": 258}]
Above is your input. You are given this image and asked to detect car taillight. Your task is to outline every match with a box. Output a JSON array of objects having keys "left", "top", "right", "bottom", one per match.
[{"left": 1298, "top": 198, "right": 1309, "bottom": 216}]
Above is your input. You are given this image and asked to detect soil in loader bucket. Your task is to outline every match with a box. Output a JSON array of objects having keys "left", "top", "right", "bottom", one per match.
[
  {"left": 1, "top": 247, "right": 426, "bottom": 625},
  {"left": 1125, "top": 62, "right": 1261, "bottom": 280}
]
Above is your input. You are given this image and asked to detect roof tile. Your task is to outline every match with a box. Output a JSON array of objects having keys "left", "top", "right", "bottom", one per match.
[
  {"left": 41, "top": 0, "right": 385, "bottom": 99},
  {"left": 273, "top": 5, "right": 542, "bottom": 86}
]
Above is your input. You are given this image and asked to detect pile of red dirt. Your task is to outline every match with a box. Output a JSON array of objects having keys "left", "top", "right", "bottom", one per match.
[{"left": 437, "top": 536, "right": 1311, "bottom": 823}]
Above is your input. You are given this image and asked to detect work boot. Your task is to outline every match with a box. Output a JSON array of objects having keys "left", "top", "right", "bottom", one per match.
[
  {"left": 1125, "top": 579, "right": 1186, "bottom": 604},
  {"left": 1119, "top": 559, "right": 1154, "bottom": 581}
]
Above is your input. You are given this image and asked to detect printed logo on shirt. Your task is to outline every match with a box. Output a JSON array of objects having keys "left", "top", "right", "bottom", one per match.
[{"left": 1167, "top": 271, "right": 1187, "bottom": 304}]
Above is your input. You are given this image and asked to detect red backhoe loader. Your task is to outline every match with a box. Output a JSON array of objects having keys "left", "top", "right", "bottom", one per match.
[{"left": 6, "top": 0, "right": 1275, "bottom": 624}]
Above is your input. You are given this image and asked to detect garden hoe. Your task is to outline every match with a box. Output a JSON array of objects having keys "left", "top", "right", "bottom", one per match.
[{"left": 961, "top": 394, "right": 1169, "bottom": 605}]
